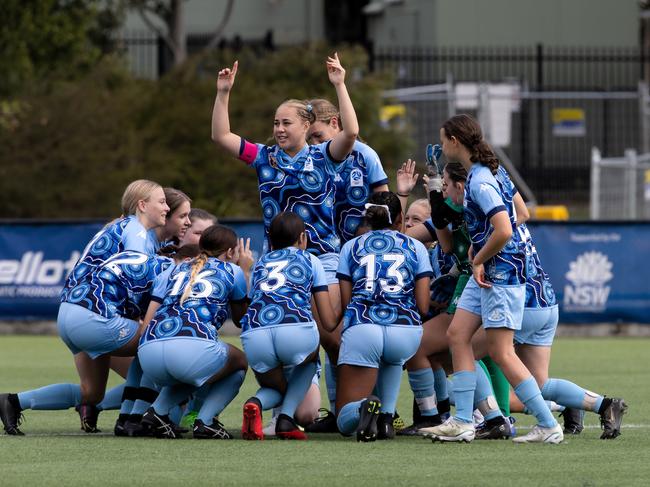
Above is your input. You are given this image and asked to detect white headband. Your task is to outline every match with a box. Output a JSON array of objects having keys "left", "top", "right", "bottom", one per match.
[{"left": 364, "top": 203, "right": 392, "bottom": 224}]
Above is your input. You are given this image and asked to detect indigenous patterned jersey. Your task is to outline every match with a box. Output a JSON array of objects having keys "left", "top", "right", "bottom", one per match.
[
  {"left": 337, "top": 230, "right": 433, "bottom": 329},
  {"left": 519, "top": 223, "right": 557, "bottom": 308},
  {"left": 240, "top": 247, "right": 328, "bottom": 332},
  {"left": 63, "top": 251, "right": 170, "bottom": 320},
  {"left": 464, "top": 164, "right": 526, "bottom": 285},
  {"left": 61, "top": 216, "right": 159, "bottom": 301},
  {"left": 141, "top": 258, "right": 248, "bottom": 343},
  {"left": 242, "top": 140, "right": 340, "bottom": 256},
  {"left": 332, "top": 140, "right": 388, "bottom": 243}
]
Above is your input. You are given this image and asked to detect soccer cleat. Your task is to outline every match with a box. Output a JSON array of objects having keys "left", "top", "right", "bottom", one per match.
[
  {"left": 599, "top": 398, "right": 627, "bottom": 439},
  {"left": 304, "top": 408, "right": 338, "bottom": 433},
  {"left": 275, "top": 414, "right": 308, "bottom": 440},
  {"left": 559, "top": 407, "right": 584, "bottom": 434},
  {"left": 377, "top": 412, "right": 395, "bottom": 440},
  {"left": 242, "top": 398, "right": 264, "bottom": 440},
  {"left": 475, "top": 416, "right": 513, "bottom": 440},
  {"left": 76, "top": 403, "right": 101, "bottom": 433},
  {"left": 114, "top": 415, "right": 130, "bottom": 437},
  {"left": 356, "top": 396, "right": 381, "bottom": 443},
  {"left": 193, "top": 419, "right": 233, "bottom": 439},
  {"left": 396, "top": 415, "right": 443, "bottom": 436},
  {"left": 508, "top": 416, "right": 517, "bottom": 437},
  {"left": 512, "top": 423, "right": 563, "bottom": 444},
  {"left": 392, "top": 411, "right": 406, "bottom": 432},
  {"left": 421, "top": 416, "right": 475, "bottom": 443},
  {"left": 141, "top": 407, "right": 181, "bottom": 439},
  {"left": 0, "top": 393, "right": 24, "bottom": 436},
  {"left": 180, "top": 410, "right": 198, "bottom": 430},
  {"left": 262, "top": 413, "right": 278, "bottom": 437}
]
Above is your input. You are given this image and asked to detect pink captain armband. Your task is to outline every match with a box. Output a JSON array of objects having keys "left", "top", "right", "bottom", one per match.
[{"left": 238, "top": 138, "right": 258, "bottom": 165}]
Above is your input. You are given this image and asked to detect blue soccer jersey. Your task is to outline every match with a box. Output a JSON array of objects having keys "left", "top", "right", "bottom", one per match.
[
  {"left": 240, "top": 247, "right": 329, "bottom": 332},
  {"left": 464, "top": 164, "right": 526, "bottom": 285},
  {"left": 337, "top": 230, "right": 433, "bottom": 329},
  {"left": 141, "top": 258, "right": 248, "bottom": 343},
  {"left": 63, "top": 251, "right": 171, "bottom": 320},
  {"left": 62, "top": 216, "right": 159, "bottom": 301},
  {"left": 242, "top": 141, "right": 340, "bottom": 256},
  {"left": 519, "top": 223, "right": 557, "bottom": 309},
  {"left": 333, "top": 140, "right": 388, "bottom": 243}
]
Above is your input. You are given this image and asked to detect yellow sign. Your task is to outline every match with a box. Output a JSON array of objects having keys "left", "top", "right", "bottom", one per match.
[{"left": 552, "top": 108, "right": 586, "bottom": 137}]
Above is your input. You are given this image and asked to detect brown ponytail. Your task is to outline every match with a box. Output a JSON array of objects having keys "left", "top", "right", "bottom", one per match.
[{"left": 442, "top": 114, "right": 499, "bottom": 175}]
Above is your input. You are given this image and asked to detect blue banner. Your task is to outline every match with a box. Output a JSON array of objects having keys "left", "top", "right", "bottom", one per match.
[
  {"left": 0, "top": 219, "right": 265, "bottom": 320},
  {"left": 1, "top": 220, "right": 649, "bottom": 323},
  {"left": 527, "top": 222, "right": 650, "bottom": 324}
]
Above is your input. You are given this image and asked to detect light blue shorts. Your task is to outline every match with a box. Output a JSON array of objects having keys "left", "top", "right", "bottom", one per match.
[
  {"left": 457, "top": 277, "right": 525, "bottom": 330},
  {"left": 138, "top": 338, "right": 230, "bottom": 387},
  {"left": 338, "top": 323, "right": 423, "bottom": 368},
  {"left": 57, "top": 302, "right": 139, "bottom": 359},
  {"left": 515, "top": 305, "right": 559, "bottom": 347},
  {"left": 240, "top": 322, "right": 320, "bottom": 373},
  {"left": 318, "top": 252, "right": 340, "bottom": 285}
]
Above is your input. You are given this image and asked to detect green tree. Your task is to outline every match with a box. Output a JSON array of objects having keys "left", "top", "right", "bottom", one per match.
[{"left": 0, "top": 0, "right": 123, "bottom": 96}]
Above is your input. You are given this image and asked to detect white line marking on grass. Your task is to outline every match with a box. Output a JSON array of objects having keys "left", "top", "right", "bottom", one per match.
[{"left": 517, "top": 424, "right": 648, "bottom": 430}]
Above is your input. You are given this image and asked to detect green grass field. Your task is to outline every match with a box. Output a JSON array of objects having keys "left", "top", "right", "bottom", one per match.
[{"left": 1, "top": 335, "right": 649, "bottom": 486}]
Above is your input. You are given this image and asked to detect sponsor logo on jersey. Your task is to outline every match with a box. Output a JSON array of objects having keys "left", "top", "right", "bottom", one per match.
[{"left": 563, "top": 251, "right": 612, "bottom": 312}]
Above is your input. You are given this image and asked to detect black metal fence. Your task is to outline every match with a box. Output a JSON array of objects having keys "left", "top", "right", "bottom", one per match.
[{"left": 371, "top": 44, "right": 649, "bottom": 91}]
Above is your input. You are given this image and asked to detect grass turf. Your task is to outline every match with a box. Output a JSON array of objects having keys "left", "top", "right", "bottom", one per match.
[{"left": 1, "top": 335, "right": 649, "bottom": 486}]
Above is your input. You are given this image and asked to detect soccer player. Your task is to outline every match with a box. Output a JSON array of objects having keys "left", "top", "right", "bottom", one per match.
[
  {"left": 0, "top": 250, "right": 171, "bottom": 435},
  {"left": 157, "top": 187, "right": 192, "bottom": 248},
  {"left": 180, "top": 208, "right": 218, "bottom": 246},
  {"left": 0, "top": 180, "right": 169, "bottom": 435},
  {"left": 239, "top": 212, "right": 339, "bottom": 440},
  {"left": 303, "top": 97, "right": 389, "bottom": 432},
  {"left": 335, "top": 191, "right": 432, "bottom": 442},
  {"left": 485, "top": 221, "right": 627, "bottom": 439},
  {"left": 423, "top": 114, "right": 563, "bottom": 444},
  {"left": 137, "top": 225, "right": 252, "bottom": 439}
]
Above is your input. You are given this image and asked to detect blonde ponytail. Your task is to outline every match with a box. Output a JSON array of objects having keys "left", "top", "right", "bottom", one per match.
[{"left": 179, "top": 253, "right": 208, "bottom": 305}]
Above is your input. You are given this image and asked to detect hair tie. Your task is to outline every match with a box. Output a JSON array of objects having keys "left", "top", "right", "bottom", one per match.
[
  {"left": 306, "top": 104, "right": 313, "bottom": 113},
  {"left": 364, "top": 203, "right": 392, "bottom": 224}
]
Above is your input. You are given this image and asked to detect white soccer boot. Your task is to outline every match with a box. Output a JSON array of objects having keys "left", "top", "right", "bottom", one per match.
[{"left": 512, "top": 423, "right": 563, "bottom": 444}]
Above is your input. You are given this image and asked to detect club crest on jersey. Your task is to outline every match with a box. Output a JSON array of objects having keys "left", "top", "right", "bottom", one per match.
[
  {"left": 350, "top": 168, "right": 364, "bottom": 187},
  {"left": 269, "top": 153, "right": 278, "bottom": 169},
  {"left": 304, "top": 156, "right": 314, "bottom": 172}
]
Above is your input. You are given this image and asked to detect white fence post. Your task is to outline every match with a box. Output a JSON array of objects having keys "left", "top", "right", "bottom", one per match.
[
  {"left": 590, "top": 147, "right": 602, "bottom": 220},
  {"left": 624, "top": 149, "right": 638, "bottom": 220}
]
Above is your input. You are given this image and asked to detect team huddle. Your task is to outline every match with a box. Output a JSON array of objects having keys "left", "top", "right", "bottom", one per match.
[{"left": 0, "top": 54, "right": 627, "bottom": 443}]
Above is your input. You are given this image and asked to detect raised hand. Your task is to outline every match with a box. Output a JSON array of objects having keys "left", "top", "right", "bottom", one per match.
[
  {"left": 236, "top": 237, "right": 254, "bottom": 271},
  {"left": 396, "top": 159, "right": 420, "bottom": 196},
  {"left": 217, "top": 61, "right": 238, "bottom": 93},
  {"left": 326, "top": 52, "right": 346, "bottom": 86}
]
